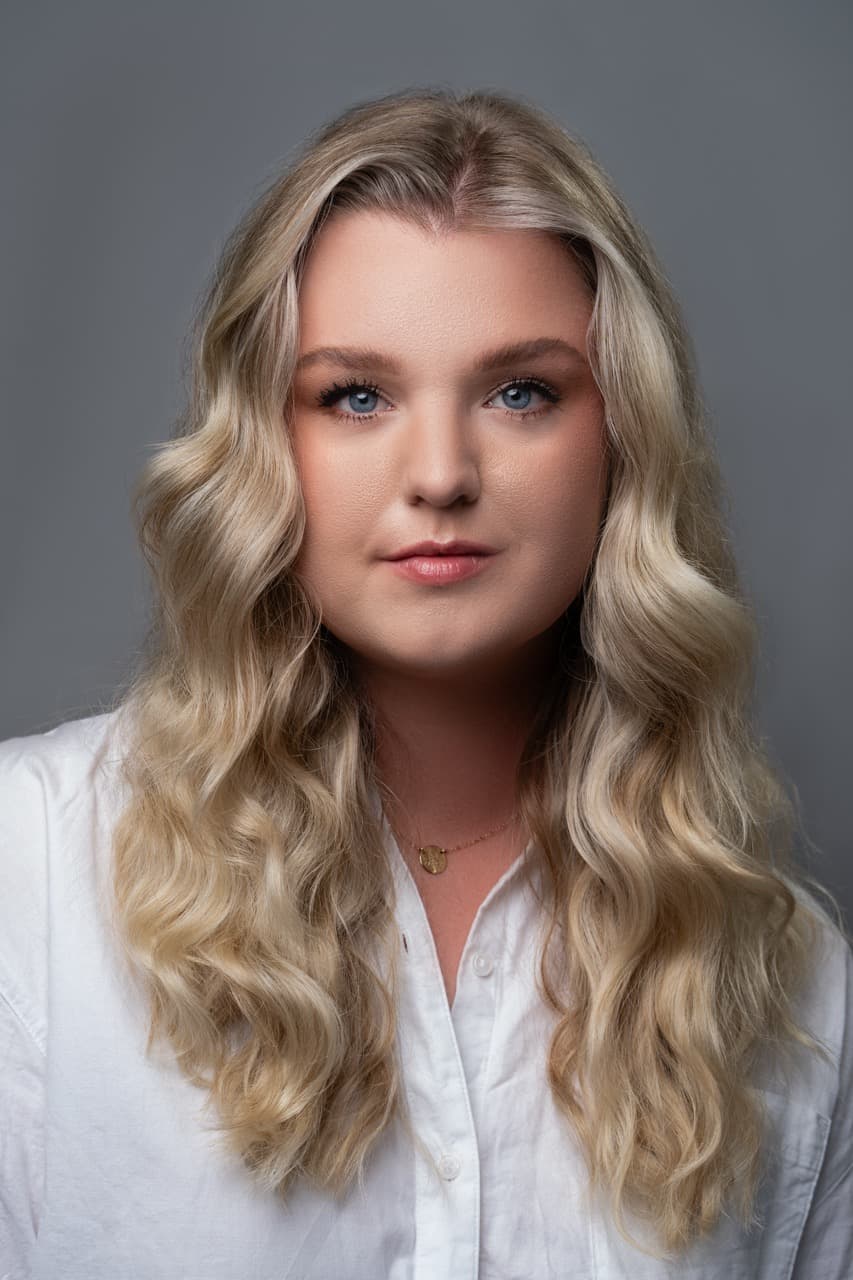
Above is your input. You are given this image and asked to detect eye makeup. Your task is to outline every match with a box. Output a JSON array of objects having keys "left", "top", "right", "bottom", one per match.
[{"left": 313, "top": 374, "right": 563, "bottom": 424}]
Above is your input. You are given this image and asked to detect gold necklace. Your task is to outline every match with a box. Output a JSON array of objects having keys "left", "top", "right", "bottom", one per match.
[{"left": 387, "top": 809, "right": 522, "bottom": 875}]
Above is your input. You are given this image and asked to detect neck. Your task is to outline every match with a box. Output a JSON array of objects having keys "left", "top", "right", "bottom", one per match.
[{"left": 352, "top": 625, "right": 562, "bottom": 846}]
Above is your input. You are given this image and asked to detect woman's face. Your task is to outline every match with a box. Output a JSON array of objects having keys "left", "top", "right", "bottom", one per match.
[{"left": 289, "top": 210, "right": 608, "bottom": 681}]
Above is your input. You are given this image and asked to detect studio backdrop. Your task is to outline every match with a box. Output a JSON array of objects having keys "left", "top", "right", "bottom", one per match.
[{"left": 1, "top": 0, "right": 850, "bottom": 926}]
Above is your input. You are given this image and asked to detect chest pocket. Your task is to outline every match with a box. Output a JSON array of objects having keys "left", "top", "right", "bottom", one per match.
[{"left": 588, "top": 1087, "right": 830, "bottom": 1279}]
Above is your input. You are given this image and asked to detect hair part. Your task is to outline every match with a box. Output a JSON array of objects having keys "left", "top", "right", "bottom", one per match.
[{"left": 108, "top": 85, "right": 849, "bottom": 1260}]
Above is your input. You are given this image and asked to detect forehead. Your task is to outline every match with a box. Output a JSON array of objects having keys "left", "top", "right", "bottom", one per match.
[{"left": 296, "top": 211, "right": 593, "bottom": 371}]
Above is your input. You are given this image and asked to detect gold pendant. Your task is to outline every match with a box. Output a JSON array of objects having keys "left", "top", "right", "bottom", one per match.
[{"left": 418, "top": 844, "right": 448, "bottom": 874}]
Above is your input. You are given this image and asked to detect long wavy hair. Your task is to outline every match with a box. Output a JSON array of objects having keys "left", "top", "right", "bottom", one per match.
[{"left": 109, "top": 86, "right": 848, "bottom": 1260}]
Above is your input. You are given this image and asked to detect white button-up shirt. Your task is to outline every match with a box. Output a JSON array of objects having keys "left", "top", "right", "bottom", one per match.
[{"left": 1, "top": 710, "right": 851, "bottom": 1278}]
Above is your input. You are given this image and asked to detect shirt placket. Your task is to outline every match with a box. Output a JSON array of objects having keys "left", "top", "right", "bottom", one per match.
[{"left": 390, "top": 843, "right": 482, "bottom": 1280}]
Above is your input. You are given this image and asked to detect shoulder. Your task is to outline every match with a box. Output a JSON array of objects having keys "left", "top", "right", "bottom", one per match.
[
  {"left": 0, "top": 706, "right": 128, "bottom": 873},
  {"left": 0, "top": 704, "right": 133, "bottom": 878},
  {"left": 0, "top": 706, "right": 131, "bottom": 1050},
  {"left": 758, "top": 873, "right": 853, "bottom": 1120},
  {"left": 779, "top": 878, "right": 853, "bottom": 1270},
  {"left": 0, "top": 705, "right": 128, "bottom": 786},
  {"left": 0, "top": 705, "right": 132, "bottom": 840},
  {"left": 789, "top": 874, "right": 851, "bottom": 1050}
]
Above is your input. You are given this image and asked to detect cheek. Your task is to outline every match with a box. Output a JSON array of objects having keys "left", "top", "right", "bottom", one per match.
[
  {"left": 517, "top": 431, "right": 608, "bottom": 593},
  {"left": 294, "top": 432, "right": 390, "bottom": 531},
  {"left": 290, "top": 438, "right": 381, "bottom": 610},
  {"left": 293, "top": 441, "right": 354, "bottom": 548}
]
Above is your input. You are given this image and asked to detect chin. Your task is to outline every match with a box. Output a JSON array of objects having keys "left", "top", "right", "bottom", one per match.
[
  {"left": 367, "top": 632, "right": 527, "bottom": 678},
  {"left": 385, "top": 649, "right": 481, "bottom": 677}
]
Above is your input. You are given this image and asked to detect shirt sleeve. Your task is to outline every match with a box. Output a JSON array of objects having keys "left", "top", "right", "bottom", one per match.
[
  {"left": 0, "top": 986, "right": 45, "bottom": 1279},
  {"left": 790, "top": 934, "right": 853, "bottom": 1280},
  {"left": 0, "top": 737, "right": 49, "bottom": 1279}
]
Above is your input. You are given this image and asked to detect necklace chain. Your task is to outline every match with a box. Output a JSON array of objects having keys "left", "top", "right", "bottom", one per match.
[{"left": 384, "top": 808, "right": 523, "bottom": 874}]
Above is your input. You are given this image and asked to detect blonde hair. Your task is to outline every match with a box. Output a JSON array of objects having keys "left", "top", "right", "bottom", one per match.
[{"left": 109, "top": 86, "right": 848, "bottom": 1259}]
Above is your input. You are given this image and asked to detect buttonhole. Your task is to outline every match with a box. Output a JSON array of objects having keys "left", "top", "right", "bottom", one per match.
[{"left": 402, "top": 932, "right": 408, "bottom": 952}]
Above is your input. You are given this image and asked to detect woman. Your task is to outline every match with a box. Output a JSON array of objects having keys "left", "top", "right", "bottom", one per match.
[{"left": 1, "top": 87, "right": 850, "bottom": 1278}]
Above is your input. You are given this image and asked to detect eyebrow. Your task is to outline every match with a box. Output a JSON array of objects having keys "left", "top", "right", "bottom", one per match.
[{"left": 295, "top": 337, "right": 586, "bottom": 375}]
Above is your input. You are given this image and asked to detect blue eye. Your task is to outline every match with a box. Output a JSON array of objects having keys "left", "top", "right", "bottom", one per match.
[
  {"left": 315, "top": 379, "right": 387, "bottom": 419},
  {"left": 338, "top": 385, "right": 382, "bottom": 415},
  {"left": 314, "top": 375, "right": 561, "bottom": 422},
  {"left": 484, "top": 377, "right": 562, "bottom": 420},
  {"left": 498, "top": 384, "right": 534, "bottom": 410}
]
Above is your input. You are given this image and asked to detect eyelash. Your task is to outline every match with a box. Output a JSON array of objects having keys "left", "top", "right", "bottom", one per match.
[{"left": 313, "top": 374, "right": 562, "bottom": 423}]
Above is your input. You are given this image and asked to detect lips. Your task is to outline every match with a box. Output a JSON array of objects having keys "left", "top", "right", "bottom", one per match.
[{"left": 385, "top": 540, "right": 497, "bottom": 560}]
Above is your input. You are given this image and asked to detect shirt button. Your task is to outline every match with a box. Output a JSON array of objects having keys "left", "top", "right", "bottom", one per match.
[
  {"left": 438, "top": 1153, "right": 461, "bottom": 1181},
  {"left": 472, "top": 952, "right": 494, "bottom": 977}
]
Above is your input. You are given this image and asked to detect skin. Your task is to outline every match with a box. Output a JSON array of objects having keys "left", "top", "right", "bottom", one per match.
[{"left": 289, "top": 210, "right": 608, "bottom": 1002}]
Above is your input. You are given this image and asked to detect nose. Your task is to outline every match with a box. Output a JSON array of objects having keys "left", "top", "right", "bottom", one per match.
[{"left": 400, "top": 402, "right": 481, "bottom": 508}]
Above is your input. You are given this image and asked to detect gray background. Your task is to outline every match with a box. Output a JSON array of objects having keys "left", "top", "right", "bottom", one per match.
[{"left": 1, "top": 1, "right": 850, "bottom": 928}]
